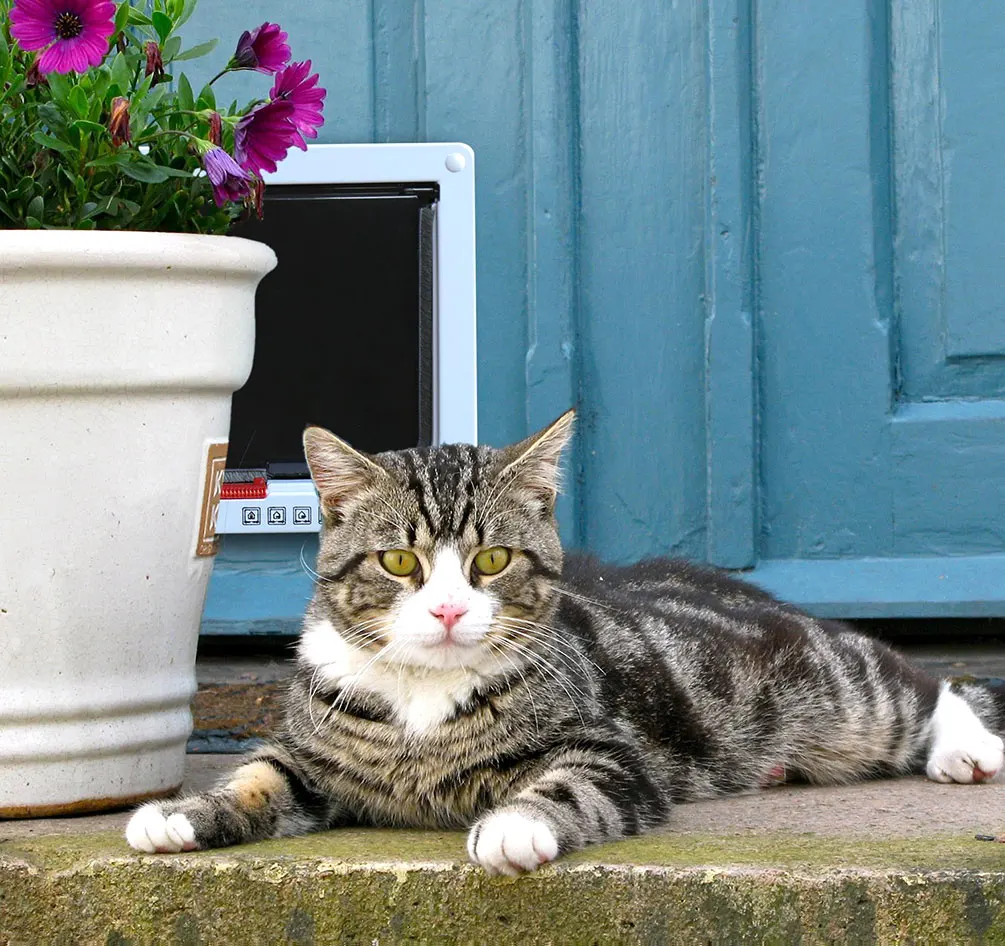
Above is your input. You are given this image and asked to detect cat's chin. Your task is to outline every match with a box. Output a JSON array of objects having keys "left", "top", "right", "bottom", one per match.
[{"left": 394, "top": 639, "right": 495, "bottom": 673}]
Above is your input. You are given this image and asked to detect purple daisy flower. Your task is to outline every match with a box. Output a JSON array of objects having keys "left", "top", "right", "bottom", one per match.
[
  {"left": 10, "top": 0, "right": 115, "bottom": 75},
  {"left": 270, "top": 60, "right": 326, "bottom": 149},
  {"left": 234, "top": 98, "right": 298, "bottom": 176},
  {"left": 229, "top": 22, "right": 291, "bottom": 75},
  {"left": 202, "top": 146, "right": 253, "bottom": 208}
]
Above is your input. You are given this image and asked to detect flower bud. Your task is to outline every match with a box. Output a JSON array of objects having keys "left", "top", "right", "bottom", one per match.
[
  {"left": 144, "top": 41, "right": 164, "bottom": 82},
  {"left": 25, "top": 58, "right": 48, "bottom": 88},
  {"left": 208, "top": 111, "right": 222, "bottom": 147},
  {"left": 108, "top": 96, "right": 131, "bottom": 146}
]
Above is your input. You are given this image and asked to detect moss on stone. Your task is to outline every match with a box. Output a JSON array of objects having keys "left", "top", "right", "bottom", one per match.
[{"left": 3, "top": 828, "right": 1005, "bottom": 944}]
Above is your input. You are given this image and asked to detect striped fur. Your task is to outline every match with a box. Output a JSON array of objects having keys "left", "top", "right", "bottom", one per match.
[{"left": 127, "top": 412, "right": 1005, "bottom": 872}]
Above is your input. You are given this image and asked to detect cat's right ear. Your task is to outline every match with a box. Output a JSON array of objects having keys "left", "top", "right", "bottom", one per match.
[{"left": 303, "top": 426, "right": 385, "bottom": 520}]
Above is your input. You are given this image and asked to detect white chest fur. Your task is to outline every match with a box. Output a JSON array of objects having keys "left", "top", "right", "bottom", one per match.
[{"left": 299, "top": 620, "right": 485, "bottom": 735}]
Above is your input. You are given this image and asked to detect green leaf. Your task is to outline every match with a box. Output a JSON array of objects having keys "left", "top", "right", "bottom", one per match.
[
  {"left": 176, "top": 73, "right": 194, "bottom": 112},
  {"left": 114, "top": 1, "right": 132, "bottom": 35},
  {"left": 70, "top": 120, "right": 107, "bottom": 136},
  {"left": 174, "top": 0, "right": 199, "bottom": 29},
  {"left": 47, "top": 72, "right": 71, "bottom": 107},
  {"left": 172, "top": 38, "right": 217, "bottom": 62},
  {"left": 67, "top": 85, "right": 89, "bottom": 118},
  {"left": 152, "top": 12, "right": 172, "bottom": 43},
  {"left": 116, "top": 156, "right": 171, "bottom": 183},
  {"left": 27, "top": 195, "right": 44, "bottom": 220},
  {"left": 0, "top": 28, "right": 9, "bottom": 75},
  {"left": 126, "top": 8, "right": 153, "bottom": 26},
  {"left": 26, "top": 216, "right": 42, "bottom": 229},
  {"left": 142, "top": 83, "right": 169, "bottom": 114},
  {"left": 85, "top": 154, "right": 124, "bottom": 169},
  {"left": 76, "top": 218, "right": 97, "bottom": 230},
  {"left": 196, "top": 83, "right": 215, "bottom": 111},
  {"left": 162, "top": 35, "right": 181, "bottom": 62},
  {"left": 109, "top": 52, "right": 132, "bottom": 96},
  {"left": 31, "top": 130, "right": 77, "bottom": 155}
]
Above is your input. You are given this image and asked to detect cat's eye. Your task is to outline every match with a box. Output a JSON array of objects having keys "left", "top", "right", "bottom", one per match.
[
  {"left": 473, "top": 546, "right": 511, "bottom": 577},
  {"left": 380, "top": 549, "right": 419, "bottom": 577}
]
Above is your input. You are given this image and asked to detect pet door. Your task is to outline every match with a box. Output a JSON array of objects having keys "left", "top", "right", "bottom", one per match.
[{"left": 214, "top": 143, "right": 477, "bottom": 534}]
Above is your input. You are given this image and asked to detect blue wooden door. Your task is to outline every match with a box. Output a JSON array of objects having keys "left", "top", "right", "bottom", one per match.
[
  {"left": 726, "top": 0, "right": 1005, "bottom": 614},
  {"left": 191, "top": 0, "right": 1005, "bottom": 632}
]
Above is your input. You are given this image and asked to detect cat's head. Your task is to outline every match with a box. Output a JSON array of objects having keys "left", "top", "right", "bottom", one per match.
[{"left": 301, "top": 410, "right": 575, "bottom": 673}]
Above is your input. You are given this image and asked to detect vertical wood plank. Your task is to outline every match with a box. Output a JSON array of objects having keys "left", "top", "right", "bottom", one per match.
[
  {"left": 372, "top": 0, "right": 424, "bottom": 142},
  {"left": 524, "top": 0, "right": 582, "bottom": 546},
  {"left": 577, "top": 0, "right": 709, "bottom": 562},
  {"left": 423, "top": 0, "right": 530, "bottom": 449},
  {"left": 704, "top": 0, "right": 756, "bottom": 568},
  {"left": 756, "top": 0, "right": 894, "bottom": 558}
]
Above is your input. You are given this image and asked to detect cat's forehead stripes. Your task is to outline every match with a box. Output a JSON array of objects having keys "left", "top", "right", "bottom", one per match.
[{"left": 380, "top": 443, "right": 492, "bottom": 540}]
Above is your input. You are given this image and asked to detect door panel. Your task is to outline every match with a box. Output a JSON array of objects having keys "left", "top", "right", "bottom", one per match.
[{"left": 892, "top": 0, "right": 1005, "bottom": 397}]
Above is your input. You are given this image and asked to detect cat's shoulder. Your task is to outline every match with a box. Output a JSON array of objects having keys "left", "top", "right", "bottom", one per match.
[{"left": 561, "top": 553, "right": 782, "bottom": 606}]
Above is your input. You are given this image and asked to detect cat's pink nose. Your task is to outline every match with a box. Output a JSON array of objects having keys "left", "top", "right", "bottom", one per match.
[{"left": 430, "top": 602, "right": 468, "bottom": 631}]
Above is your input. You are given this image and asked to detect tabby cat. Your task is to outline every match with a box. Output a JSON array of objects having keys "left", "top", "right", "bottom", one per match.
[{"left": 127, "top": 411, "right": 1004, "bottom": 874}]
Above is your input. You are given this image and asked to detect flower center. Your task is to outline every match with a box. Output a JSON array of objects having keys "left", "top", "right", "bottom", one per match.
[{"left": 54, "top": 11, "right": 84, "bottom": 40}]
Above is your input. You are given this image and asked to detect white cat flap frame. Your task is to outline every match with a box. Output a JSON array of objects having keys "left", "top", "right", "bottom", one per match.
[{"left": 216, "top": 142, "right": 478, "bottom": 534}]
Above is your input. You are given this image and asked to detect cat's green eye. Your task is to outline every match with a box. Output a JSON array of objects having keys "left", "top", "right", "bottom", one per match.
[
  {"left": 380, "top": 549, "right": 419, "bottom": 577},
  {"left": 473, "top": 546, "right": 511, "bottom": 577}
]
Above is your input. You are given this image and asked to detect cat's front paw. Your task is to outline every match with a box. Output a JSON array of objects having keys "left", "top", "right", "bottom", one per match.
[
  {"left": 125, "top": 803, "right": 199, "bottom": 853},
  {"left": 467, "top": 810, "right": 559, "bottom": 876}
]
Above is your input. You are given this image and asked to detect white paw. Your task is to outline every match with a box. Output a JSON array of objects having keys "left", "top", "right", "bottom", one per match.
[
  {"left": 125, "top": 804, "right": 198, "bottom": 853},
  {"left": 927, "top": 730, "right": 1004, "bottom": 783},
  {"left": 926, "top": 686, "right": 1004, "bottom": 784},
  {"left": 467, "top": 810, "right": 559, "bottom": 876}
]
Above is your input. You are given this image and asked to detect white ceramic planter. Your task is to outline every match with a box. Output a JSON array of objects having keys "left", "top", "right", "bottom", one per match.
[{"left": 0, "top": 231, "right": 276, "bottom": 816}]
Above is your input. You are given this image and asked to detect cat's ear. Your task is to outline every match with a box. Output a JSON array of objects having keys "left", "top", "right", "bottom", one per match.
[
  {"left": 496, "top": 409, "right": 575, "bottom": 510},
  {"left": 303, "top": 426, "right": 386, "bottom": 519}
]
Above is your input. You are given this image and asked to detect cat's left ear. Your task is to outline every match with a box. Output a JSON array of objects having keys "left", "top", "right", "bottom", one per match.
[{"left": 496, "top": 409, "right": 575, "bottom": 511}]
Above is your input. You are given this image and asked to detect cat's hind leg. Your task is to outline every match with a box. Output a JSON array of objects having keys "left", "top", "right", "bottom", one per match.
[
  {"left": 925, "top": 682, "right": 1004, "bottom": 784},
  {"left": 126, "top": 758, "right": 330, "bottom": 852}
]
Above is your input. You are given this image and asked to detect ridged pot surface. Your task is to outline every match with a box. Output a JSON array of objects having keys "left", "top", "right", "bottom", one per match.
[{"left": 0, "top": 231, "right": 276, "bottom": 815}]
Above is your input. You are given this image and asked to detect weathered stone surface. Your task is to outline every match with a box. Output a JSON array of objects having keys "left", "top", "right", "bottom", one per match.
[
  {"left": 3, "top": 828, "right": 1005, "bottom": 945},
  {"left": 4, "top": 759, "right": 1005, "bottom": 944}
]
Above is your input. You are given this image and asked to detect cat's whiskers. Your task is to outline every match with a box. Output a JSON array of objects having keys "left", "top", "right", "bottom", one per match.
[
  {"left": 372, "top": 494, "right": 414, "bottom": 532},
  {"left": 494, "top": 615, "right": 603, "bottom": 679},
  {"left": 299, "top": 545, "right": 329, "bottom": 583},
  {"left": 491, "top": 634, "right": 590, "bottom": 729},
  {"left": 496, "top": 614, "right": 606, "bottom": 670},
  {"left": 551, "top": 584, "right": 622, "bottom": 614},
  {"left": 483, "top": 637, "right": 542, "bottom": 737},
  {"left": 314, "top": 634, "right": 394, "bottom": 733}
]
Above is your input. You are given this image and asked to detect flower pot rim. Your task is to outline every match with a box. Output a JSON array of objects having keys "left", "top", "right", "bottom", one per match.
[{"left": 0, "top": 229, "right": 277, "bottom": 278}]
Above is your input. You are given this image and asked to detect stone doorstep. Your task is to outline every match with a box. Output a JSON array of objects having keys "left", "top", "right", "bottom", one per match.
[{"left": 3, "top": 757, "right": 1005, "bottom": 945}]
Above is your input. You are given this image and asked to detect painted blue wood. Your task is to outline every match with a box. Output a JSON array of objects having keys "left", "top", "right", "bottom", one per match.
[
  {"left": 704, "top": 0, "right": 756, "bottom": 569},
  {"left": 575, "top": 0, "right": 708, "bottom": 563},
  {"left": 746, "top": 555, "right": 1005, "bottom": 619},
  {"left": 890, "top": 0, "right": 1005, "bottom": 401},
  {"left": 196, "top": 0, "right": 1005, "bottom": 634},
  {"left": 523, "top": 0, "right": 583, "bottom": 548},
  {"left": 202, "top": 536, "right": 316, "bottom": 635}
]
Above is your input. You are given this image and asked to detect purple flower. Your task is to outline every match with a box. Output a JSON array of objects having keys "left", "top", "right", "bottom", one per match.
[
  {"left": 234, "top": 99, "right": 297, "bottom": 176},
  {"left": 202, "top": 147, "right": 253, "bottom": 207},
  {"left": 229, "top": 22, "right": 291, "bottom": 74},
  {"left": 9, "top": 0, "right": 115, "bottom": 75},
  {"left": 270, "top": 60, "right": 326, "bottom": 149}
]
